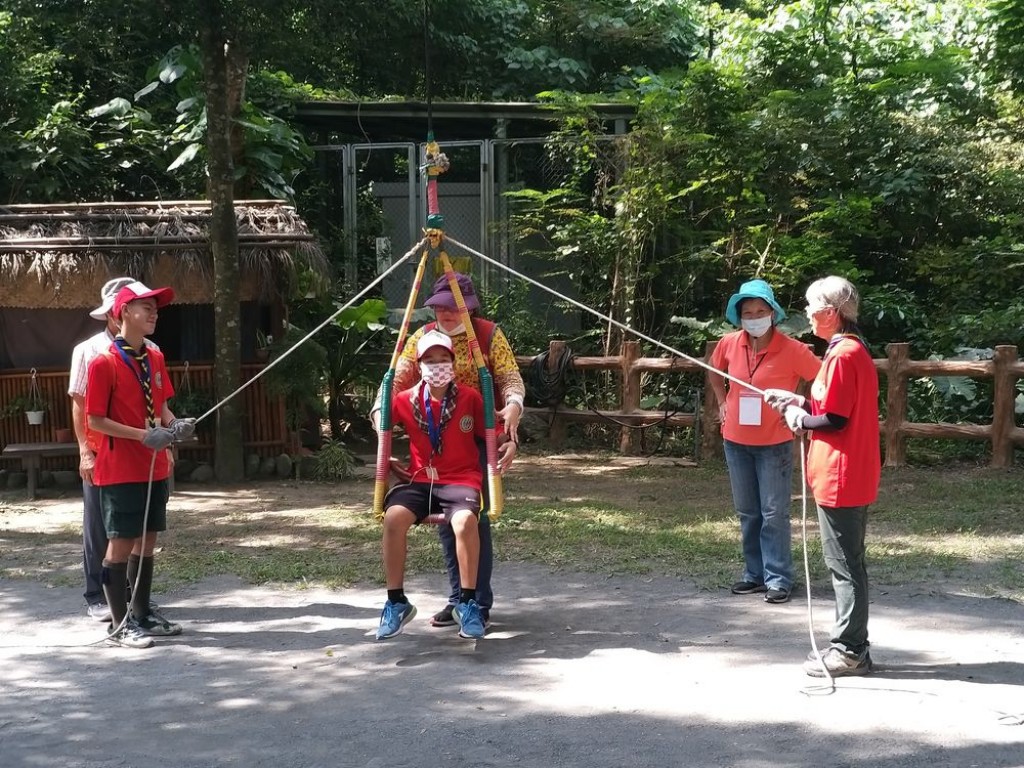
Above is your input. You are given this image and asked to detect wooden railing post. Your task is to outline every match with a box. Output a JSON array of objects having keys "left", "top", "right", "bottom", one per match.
[
  {"left": 991, "top": 345, "right": 1017, "bottom": 469},
  {"left": 884, "top": 342, "right": 909, "bottom": 467},
  {"left": 619, "top": 340, "right": 640, "bottom": 455},
  {"left": 547, "top": 339, "right": 568, "bottom": 449},
  {"left": 701, "top": 340, "right": 722, "bottom": 460}
]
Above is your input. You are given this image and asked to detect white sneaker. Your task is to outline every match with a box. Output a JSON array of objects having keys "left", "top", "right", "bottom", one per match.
[{"left": 106, "top": 619, "right": 155, "bottom": 649}]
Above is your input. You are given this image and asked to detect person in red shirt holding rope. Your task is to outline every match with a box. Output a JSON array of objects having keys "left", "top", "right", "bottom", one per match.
[
  {"left": 86, "top": 282, "right": 195, "bottom": 648},
  {"left": 766, "top": 275, "right": 881, "bottom": 677},
  {"left": 376, "top": 330, "right": 487, "bottom": 641}
]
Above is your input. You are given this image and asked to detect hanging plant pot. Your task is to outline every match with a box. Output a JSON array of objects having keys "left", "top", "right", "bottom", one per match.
[{"left": 26, "top": 410, "right": 45, "bottom": 426}]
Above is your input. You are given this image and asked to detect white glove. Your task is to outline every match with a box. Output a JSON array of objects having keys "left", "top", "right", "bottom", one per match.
[
  {"left": 169, "top": 418, "right": 196, "bottom": 441},
  {"left": 784, "top": 405, "right": 808, "bottom": 434},
  {"left": 142, "top": 426, "right": 176, "bottom": 451},
  {"left": 764, "top": 389, "right": 805, "bottom": 413}
]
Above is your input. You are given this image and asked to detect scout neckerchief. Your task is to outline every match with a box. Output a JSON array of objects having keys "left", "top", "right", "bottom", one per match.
[
  {"left": 412, "top": 380, "right": 457, "bottom": 457},
  {"left": 113, "top": 336, "right": 157, "bottom": 427}
]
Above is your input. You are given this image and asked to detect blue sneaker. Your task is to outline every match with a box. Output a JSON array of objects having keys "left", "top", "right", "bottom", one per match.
[
  {"left": 453, "top": 599, "right": 485, "bottom": 639},
  {"left": 375, "top": 600, "right": 416, "bottom": 640}
]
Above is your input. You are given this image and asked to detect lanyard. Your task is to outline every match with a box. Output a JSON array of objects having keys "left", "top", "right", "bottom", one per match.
[
  {"left": 422, "top": 383, "right": 453, "bottom": 456},
  {"left": 113, "top": 337, "right": 156, "bottom": 427},
  {"left": 746, "top": 343, "right": 768, "bottom": 383}
]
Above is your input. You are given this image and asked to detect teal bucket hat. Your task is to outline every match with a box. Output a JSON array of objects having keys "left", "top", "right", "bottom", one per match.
[{"left": 725, "top": 279, "right": 786, "bottom": 327}]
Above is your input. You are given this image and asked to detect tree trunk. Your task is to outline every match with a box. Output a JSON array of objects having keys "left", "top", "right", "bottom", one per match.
[{"left": 199, "top": 0, "right": 244, "bottom": 482}]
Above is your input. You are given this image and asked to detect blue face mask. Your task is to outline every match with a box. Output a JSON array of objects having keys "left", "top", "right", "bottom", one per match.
[{"left": 741, "top": 316, "right": 772, "bottom": 338}]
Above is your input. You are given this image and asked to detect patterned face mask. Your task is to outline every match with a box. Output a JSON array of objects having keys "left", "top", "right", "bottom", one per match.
[{"left": 420, "top": 361, "right": 455, "bottom": 388}]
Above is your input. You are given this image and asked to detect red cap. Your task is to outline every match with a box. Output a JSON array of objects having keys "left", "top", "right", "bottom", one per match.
[{"left": 112, "top": 281, "right": 175, "bottom": 318}]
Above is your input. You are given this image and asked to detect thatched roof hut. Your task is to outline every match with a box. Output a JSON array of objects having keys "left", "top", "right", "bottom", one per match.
[
  {"left": 0, "top": 199, "right": 329, "bottom": 308},
  {"left": 0, "top": 200, "right": 314, "bottom": 460}
]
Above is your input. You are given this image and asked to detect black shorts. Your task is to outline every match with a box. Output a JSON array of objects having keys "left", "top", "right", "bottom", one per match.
[
  {"left": 384, "top": 482, "right": 480, "bottom": 524},
  {"left": 100, "top": 481, "right": 169, "bottom": 539}
]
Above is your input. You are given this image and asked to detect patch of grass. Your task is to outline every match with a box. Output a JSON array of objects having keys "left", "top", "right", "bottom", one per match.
[{"left": 1, "top": 459, "right": 1021, "bottom": 601}]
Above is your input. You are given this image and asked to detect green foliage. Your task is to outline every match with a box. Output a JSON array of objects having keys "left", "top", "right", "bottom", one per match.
[
  {"left": 171, "top": 389, "right": 216, "bottom": 420},
  {"left": 262, "top": 325, "right": 329, "bottom": 430},
  {"left": 311, "top": 439, "right": 358, "bottom": 482},
  {"left": 88, "top": 44, "right": 315, "bottom": 200},
  {"left": 2, "top": 394, "right": 49, "bottom": 417},
  {"left": 480, "top": 278, "right": 550, "bottom": 354},
  {"left": 283, "top": 296, "right": 395, "bottom": 440}
]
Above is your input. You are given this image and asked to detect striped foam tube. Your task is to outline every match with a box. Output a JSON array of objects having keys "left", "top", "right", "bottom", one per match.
[
  {"left": 438, "top": 251, "right": 503, "bottom": 519},
  {"left": 372, "top": 372, "right": 395, "bottom": 519},
  {"left": 373, "top": 248, "right": 430, "bottom": 520}
]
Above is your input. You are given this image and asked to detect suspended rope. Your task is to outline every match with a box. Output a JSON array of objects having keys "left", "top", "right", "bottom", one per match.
[
  {"left": 371, "top": 85, "right": 501, "bottom": 520},
  {"left": 443, "top": 235, "right": 767, "bottom": 396}
]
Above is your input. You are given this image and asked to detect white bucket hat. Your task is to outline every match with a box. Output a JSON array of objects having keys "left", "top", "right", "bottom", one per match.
[{"left": 89, "top": 277, "right": 137, "bottom": 320}]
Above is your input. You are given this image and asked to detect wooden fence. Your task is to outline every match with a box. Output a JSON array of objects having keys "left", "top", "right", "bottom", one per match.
[
  {"left": 517, "top": 340, "right": 1024, "bottom": 468},
  {"left": 0, "top": 363, "right": 288, "bottom": 470}
]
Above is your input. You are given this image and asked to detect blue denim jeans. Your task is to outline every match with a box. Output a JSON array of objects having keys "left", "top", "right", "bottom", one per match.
[
  {"left": 723, "top": 439, "right": 794, "bottom": 591},
  {"left": 817, "top": 503, "right": 870, "bottom": 654},
  {"left": 438, "top": 440, "right": 494, "bottom": 611}
]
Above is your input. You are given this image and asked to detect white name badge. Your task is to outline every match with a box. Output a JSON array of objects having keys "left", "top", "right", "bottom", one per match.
[
  {"left": 738, "top": 393, "right": 763, "bottom": 426},
  {"left": 425, "top": 466, "right": 438, "bottom": 480}
]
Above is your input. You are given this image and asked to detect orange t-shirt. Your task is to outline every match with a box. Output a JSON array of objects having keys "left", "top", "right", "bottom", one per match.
[
  {"left": 806, "top": 336, "right": 881, "bottom": 507},
  {"left": 711, "top": 330, "right": 821, "bottom": 446}
]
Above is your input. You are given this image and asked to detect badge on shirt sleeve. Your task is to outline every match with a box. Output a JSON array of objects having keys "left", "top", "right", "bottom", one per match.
[{"left": 155, "top": 372, "right": 163, "bottom": 389}]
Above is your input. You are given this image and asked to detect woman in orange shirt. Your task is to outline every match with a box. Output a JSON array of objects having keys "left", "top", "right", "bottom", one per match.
[
  {"left": 710, "top": 280, "right": 820, "bottom": 605},
  {"left": 766, "top": 275, "right": 880, "bottom": 678}
]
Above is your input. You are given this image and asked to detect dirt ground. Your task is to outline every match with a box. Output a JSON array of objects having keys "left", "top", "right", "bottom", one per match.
[{"left": 1, "top": 455, "right": 1023, "bottom": 767}]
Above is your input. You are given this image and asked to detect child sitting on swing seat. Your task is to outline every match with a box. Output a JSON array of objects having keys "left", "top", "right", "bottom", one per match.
[{"left": 376, "top": 330, "right": 487, "bottom": 640}]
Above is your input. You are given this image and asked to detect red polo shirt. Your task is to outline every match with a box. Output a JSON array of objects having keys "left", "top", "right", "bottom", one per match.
[
  {"left": 806, "top": 336, "right": 881, "bottom": 507},
  {"left": 85, "top": 345, "right": 174, "bottom": 485},
  {"left": 392, "top": 382, "right": 485, "bottom": 490}
]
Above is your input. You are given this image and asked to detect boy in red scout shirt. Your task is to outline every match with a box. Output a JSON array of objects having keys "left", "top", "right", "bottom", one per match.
[
  {"left": 376, "top": 330, "right": 487, "bottom": 641},
  {"left": 86, "top": 281, "right": 194, "bottom": 648}
]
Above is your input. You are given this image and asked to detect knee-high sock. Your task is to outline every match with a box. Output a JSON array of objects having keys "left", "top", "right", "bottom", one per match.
[
  {"left": 101, "top": 560, "right": 129, "bottom": 627},
  {"left": 129, "top": 554, "right": 154, "bottom": 620}
]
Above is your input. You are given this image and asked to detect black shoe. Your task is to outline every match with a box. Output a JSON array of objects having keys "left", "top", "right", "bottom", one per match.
[
  {"left": 430, "top": 605, "right": 457, "bottom": 627},
  {"left": 764, "top": 588, "right": 791, "bottom": 604},
  {"left": 134, "top": 611, "right": 182, "bottom": 637},
  {"left": 731, "top": 580, "right": 767, "bottom": 595}
]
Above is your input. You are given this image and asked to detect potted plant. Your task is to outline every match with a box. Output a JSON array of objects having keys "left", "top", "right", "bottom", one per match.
[
  {"left": 255, "top": 330, "right": 274, "bottom": 363},
  {"left": 3, "top": 394, "right": 49, "bottom": 425}
]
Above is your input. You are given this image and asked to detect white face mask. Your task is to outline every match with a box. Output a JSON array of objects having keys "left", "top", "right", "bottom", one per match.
[
  {"left": 420, "top": 361, "right": 455, "bottom": 388},
  {"left": 741, "top": 316, "right": 773, "bottom": 338},
  {"left": 436, "top": 322, "right": 465, "bottom": 336}
]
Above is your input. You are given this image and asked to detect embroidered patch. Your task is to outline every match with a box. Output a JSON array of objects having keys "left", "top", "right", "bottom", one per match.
[
  {"left": 155, "top": 372, "right": 163, "bottom": 388},
  {"left": 459, "top": 415, "right": 474, "bottom": 432}
]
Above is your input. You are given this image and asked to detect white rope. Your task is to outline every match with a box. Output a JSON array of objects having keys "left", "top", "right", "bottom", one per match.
[
  {"left": 443, "top": 235, "right": 766, "bottom": 397},
  {"left": 444, "top": 235, "right": 840, "bottom": 687},
  {"left": 798, "top": 434, "right": 835, "bottom": 692},
  {"left": 192, "top": 237, "right": 426, "bottom": 425}
]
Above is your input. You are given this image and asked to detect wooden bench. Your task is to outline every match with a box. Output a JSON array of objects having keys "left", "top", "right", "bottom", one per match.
[
  {"left": 2, "top": 442, "right": 80, "bottom": 499},
  {"left": 2, "top": 442, "right": 178, "bottom": 499}
]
